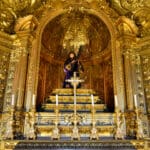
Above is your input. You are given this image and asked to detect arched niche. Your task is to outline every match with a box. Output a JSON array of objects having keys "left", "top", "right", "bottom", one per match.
[
  {"left": 26, "top": 7, "right": 125, "bottom": 112},
  {"left": 36, "top": 11, "right": 114, "bottom": 112}
]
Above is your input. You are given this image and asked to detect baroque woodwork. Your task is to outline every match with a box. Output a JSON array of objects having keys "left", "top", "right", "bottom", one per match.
[{"left": 0, "top": 0, "right": 150, "bottom": 149}]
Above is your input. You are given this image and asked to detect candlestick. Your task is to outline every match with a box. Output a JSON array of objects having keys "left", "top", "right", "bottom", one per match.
[
  {"left": 11, "top": 94, "right": 15, "bottom": 105},
  {"left": 134, "top": 94, "right": 138, "bottom": 107},
  {"left": 32, "top": 94, "right": 36, "bottom": 106},
  {"left": 56, "top": 94, "right": 58, "bottom": 106},
  {"left": 114, "top": 95, "right": 118, "bottom": 107},
  {"left": 91, "top": 94, "right": 94, "bottom": 106}
]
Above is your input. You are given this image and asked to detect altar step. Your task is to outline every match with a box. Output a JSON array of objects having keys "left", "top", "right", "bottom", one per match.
[
  {"left": 35, "top": 112, "right": 115, "bottom": 138},
  {"left": 52, "top": 88, "right": 96, "bottom": 95},
  {"left": 2, "top": 140, "right": 147, "bottom": 150},
  {"left": 43, "top": 88, "right": 105, "bottom": 112},
  {"left": 42, "top": 104, "right": 106, "bottom": 112},
  {"left": 39, "top": 88, "right": 109, "bottom": 139},
  {"left": 47, "top": 95, "right": 101, "bottom": 103}
]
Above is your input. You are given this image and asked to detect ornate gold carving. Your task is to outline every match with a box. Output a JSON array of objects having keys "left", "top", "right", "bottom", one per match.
[
  {"left": 15, "top": 15, "right": 38, "bottom": 33},
  {"left": 2, "top": 107, "right": 15, "bottom": 140},
  {"left": 24, "top": 112, "right": 36, "bottom": 139},
  {"left": 0, "top": 0, "right": 41, "bottom": 33},
  {"left": 114, "top": 106, "right": 126, "bottom": 140},
  {"left": 0, "top": 31, "right": 15, "bottom": 112},
  {"left": 116, "top": 16, "right": 138, "bottom": 35},
  {"left": 135, "top": 108, "right": 144, "bottom": 140},
  {"left": 142, "top": 56, "right": 150, "bottom": 113},
  {"left": 0, "top": 51, "right": 9, "bottom": 112},
  {"left": 134, "top": 8, "right": 150, "bottom": 37},
  {"left": 120, "top": 0, "right": 143, "bottom": 12},
  {"left": 125, "top": 111, "right": 137, "bottom": 138},
  {"left": 36, "top": 107, "right": 115, "bottom": 139},
  {"left": 0, "top": 0, "right": 150, "bottom": 143},
  {"left": 3, "top": 38, "right": 22, "bottom": 112},
  {"left": 111, "top": 0, "right": 146, "bottom": 14}
]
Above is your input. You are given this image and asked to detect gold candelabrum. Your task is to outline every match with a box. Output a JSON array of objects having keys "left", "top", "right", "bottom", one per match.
[
  {"left": 24, "top": 103, "right": 36, "bottom": 140},
  {"left": 51, "top": 100, "right": 60, "bottom": 140},
  {"left": 134, "top": 107, "right": 144, "bottom": 140},
  {"left": 90, "top": 95, "right": 99, "bottom": 140},
  {"left": 133, "top": 94, "right": 144, "bottom": 139},
  {"left": 3, "top": 105, "right": 15, "bottom": 140}
]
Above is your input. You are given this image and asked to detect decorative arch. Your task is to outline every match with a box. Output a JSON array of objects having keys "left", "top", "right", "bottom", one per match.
[{"left": 25, "top": 6, "right": 125, "bottom": 111}]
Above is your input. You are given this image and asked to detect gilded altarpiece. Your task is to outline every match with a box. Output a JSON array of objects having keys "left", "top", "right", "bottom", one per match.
[{"left": 0, "top": 0, "right": 150, "bottom": 149}]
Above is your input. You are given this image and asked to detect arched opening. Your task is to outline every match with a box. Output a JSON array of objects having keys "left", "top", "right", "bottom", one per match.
[{"left": 37, "top": 11, "right": 114, "bottom": 112}]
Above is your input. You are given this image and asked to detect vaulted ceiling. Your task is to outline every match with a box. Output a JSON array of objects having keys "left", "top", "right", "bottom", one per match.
[{"left": 41, "top": 12, "right": 110, "bottom": 61}]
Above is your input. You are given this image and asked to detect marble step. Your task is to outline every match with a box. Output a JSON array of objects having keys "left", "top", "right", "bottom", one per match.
[
  {"left": 47, "top": 95, "right": 100, "bottom": 103},
  {"left": 10, "top": 140, "right": 143, "bottom": 150},
  {"left": 42, "top": 104, "right": 106, "bottom": 111}
]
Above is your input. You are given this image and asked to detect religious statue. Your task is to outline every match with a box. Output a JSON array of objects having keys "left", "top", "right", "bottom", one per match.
[
  {"left": 63, "top": 51, "right": 84, "bottom": 88},
  {"left": 24, "top": 112, "right": 36, "bottom": 140}
]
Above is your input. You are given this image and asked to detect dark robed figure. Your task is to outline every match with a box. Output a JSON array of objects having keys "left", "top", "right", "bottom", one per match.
[{"left": 63, "top": 51, "right": 84, "bottom": 88}]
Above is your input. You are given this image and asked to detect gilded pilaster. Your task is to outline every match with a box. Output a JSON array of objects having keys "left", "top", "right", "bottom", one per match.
[
  {"left": 123, "top": 50, "right": 134, "bottom": 110},
  {"left": 1, "top": 33, "right": 18, "bottom": 112},
  {"left": 11, "top": 15, "right": 38, "bottom": 139},
  {"left": 0, "top": 51, "right": 9, "bottom": 110},
  {"left": 132, "top": 53, "right": 146, "bottom": 113},
  {"left": 13, "top": 15, "right": 38, "bottom": 112},
  {"left": 114, "top": 40, "right": 126, "bottom": 111},
  {"left": 141, "top": 54, "right": 150, "bottom": 114}
]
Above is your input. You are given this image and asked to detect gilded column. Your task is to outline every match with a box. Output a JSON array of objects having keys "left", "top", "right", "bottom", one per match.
[
  {"left": 11, "top": 15, "right": 38, "bottom": 138},
  {"left": 123, "top": 50, "right": 134, "bottom": 110},
  {"left": 114, "top": 40, "right": 126, "bottom": 111},
  {"left": 15, "top": 15, "right": 35, "bottom": 109},
  {"left": 14, "top": 15, "right": 38, "bottom": 111}
]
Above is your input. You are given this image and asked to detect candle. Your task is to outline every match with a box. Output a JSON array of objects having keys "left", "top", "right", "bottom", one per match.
[
  {"left": 32, "top": 94, "right": 36, "bottom": 106},
  {"left": 91, "top": 94, "right": 94, "bottom": 106},
  {"left": 11, "top": 94, "right": 15, "bottom": 105},
  {"left": 56, "top": 94, "right": 58, "bottom": 106},
  {"left": 134, "top": 94, "right": 138, "bottom": 107},
  {"left": 114, "top": 95, "right": 118, "bottom": 107}
]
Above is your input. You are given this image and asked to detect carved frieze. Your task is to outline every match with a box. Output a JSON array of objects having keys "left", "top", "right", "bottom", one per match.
[{"left": 111, "top": 0, "right": 148, "bottom": 14}]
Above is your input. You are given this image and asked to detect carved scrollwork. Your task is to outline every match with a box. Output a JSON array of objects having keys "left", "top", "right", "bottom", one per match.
[
  {"left": 116, "top": 16, "right": 139, "bottom": 35},
  {"left": 0, "top": 0, "right": 42, "bottom": 33},
  {"left": 15, "top": 15, "right": 38, "bottom": 33},
  {"left": 125, "top": 111, "right": 136, "bottom": 138},
  {"left": 134, "top": 8, "right": 150, "bottom": 37},
  {"left": 24, "top": 112, "right": 36, "bottom": 139},
  {"left": 111, "top": 0, "right": 146, "bottom": 15},
  {"left": 120, "top": 0, "right": 143, "bottom": 12}
]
